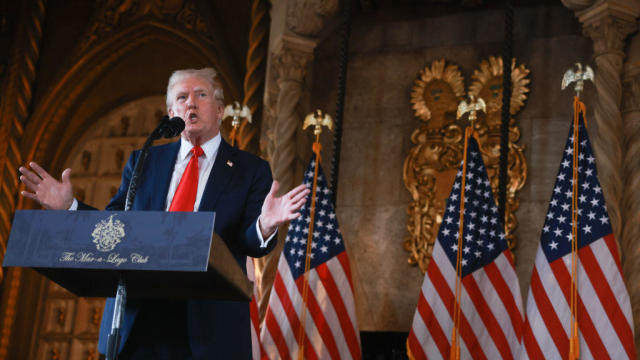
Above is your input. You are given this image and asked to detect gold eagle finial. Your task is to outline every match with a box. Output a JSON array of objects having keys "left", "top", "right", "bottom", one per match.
[
  {"left": 223, "top": 101, "right": 252, "bottom": 129},
  {"left": 303, "top": 109, "right": 333, "bottom": 136},
  {"left": 562, "top": 63, "right": 594, "bottom": 98},
  {"left": 457, "top": 95, "right": 486, "bottom": 125}
]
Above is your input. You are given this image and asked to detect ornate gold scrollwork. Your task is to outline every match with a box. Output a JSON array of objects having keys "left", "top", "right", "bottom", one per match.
[
  {"left": 404, "top": 60, "right": 465, "bottom": 272},
  {"left": 404, "top": 57, "right": 530, "bottom": 273},
  {"left": 468, "top": 56, "right": 529, "bottom": 252}
]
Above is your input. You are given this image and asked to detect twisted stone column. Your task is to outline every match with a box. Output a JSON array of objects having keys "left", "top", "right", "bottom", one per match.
[
  {"left": 622, "top": 66, "right": 640, "bottom": 350},
  {"left": 0, "top": 1, "right": 47, "bottom": 358},
  {"left": 0, "top": 0, "right": 46, "bottom": 258},
  {"left": 238, "top": 0, "right": 270, "bottom": 151},
  {"left": 580, "top": 6, "right": 636, "bottom": 245},
  {"left": 271, "top": 40, "right": 314, "bottom": 194},
  {"left": 256, "top": 0, "right": 338, "bottom": 319}
]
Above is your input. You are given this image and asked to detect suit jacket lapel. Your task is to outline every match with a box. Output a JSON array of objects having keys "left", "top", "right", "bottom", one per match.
[
  {"left": 199, "top": 139, "right": 237, "bottom": 212},
  {"left": 150, "top": 140, "right": 181, "bottom": 211}
]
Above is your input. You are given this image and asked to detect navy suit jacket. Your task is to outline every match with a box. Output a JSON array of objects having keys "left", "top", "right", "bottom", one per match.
[{"left": 91, "top": 138, "right": 275, "bottom": 359}]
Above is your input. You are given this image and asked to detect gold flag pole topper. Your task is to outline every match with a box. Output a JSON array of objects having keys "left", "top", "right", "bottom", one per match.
[
  {"left": 297, "top": 109, "right": 333, "bottom": 360},
  {"left": 562, "top": 63, "right": 594, "bottom": 100},
  {"left": 222, "top": 101, "right": 252, "bottom": 147},
  {"left": 449, "top": 96, "right": 486, "bottom": 360},
  {"left": 561, "top": 62, "right": 593, "bottom": 360}
]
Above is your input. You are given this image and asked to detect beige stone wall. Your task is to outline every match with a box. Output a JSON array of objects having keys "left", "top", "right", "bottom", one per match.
[{"left": 310, "top": 3, "right": 595, "bottom": 331}]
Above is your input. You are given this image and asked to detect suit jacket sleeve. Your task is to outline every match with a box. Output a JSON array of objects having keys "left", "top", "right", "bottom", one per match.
[{"left": 238, "top": 158, "right": 276, "bottom": 258}]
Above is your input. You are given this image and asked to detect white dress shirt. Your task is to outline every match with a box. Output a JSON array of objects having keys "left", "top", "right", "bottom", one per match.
[{"left": 165, "top": 135, "right": 221, "bottom": 211}]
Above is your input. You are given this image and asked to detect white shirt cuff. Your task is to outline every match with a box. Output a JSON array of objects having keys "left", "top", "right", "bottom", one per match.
[
  {"left": 256, "top": 220, "right": 277, "bottom": 248},
  {"left": 68, "top": 198, "right": 78, "bottom": 211}
]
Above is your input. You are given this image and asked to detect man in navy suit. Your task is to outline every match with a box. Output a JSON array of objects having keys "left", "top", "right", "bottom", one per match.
[{"left": 19, "top": 68, "right": 309, "bottom": 359}]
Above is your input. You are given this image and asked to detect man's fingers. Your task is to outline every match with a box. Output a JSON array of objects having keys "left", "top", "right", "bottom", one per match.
[
  {"left": 289, "top": 184, "right": 309, "bottom": 197},
  {"left": 20, "top": 190, "right": 38, "bottom": 201},
  {"left": 291, "top": 197, "right": 306, "bottom": 211},
  {"left": 289, "top": 188, "right": 310, "bottom": 204},
  {"left": 19, "top": 166, "right": 42, "bottom": 184},
  {"left": 29, "top": 162, "right": 52, "bottom": 180},
  {"left": 287, "top": 212, "right": 302, "bottom": 221},
  {"left": 20, "top": 176, "right": 39, "bottom": 192}
]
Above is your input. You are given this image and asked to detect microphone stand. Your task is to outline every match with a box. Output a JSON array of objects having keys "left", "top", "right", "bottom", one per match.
[{"left": 105, "top": 116, "right": 184, "bottom": 360}]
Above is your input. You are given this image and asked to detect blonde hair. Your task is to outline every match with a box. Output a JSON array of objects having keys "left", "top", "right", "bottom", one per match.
[{"left": 166, "top": 67, "right": 224, "bottom": 108}]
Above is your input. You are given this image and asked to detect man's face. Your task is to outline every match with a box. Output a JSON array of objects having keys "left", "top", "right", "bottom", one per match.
[{"left": 168, "top": 76, "right": 223, "bottom": 144}]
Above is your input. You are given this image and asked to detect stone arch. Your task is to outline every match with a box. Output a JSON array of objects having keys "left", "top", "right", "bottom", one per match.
[{"left": 20, "top": 20, "right": 242, "bottom": 190}]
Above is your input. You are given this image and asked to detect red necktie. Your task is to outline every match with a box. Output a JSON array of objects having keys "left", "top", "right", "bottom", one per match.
[{"left": 169, "top": 146, "right": 204, "bottom": 211}]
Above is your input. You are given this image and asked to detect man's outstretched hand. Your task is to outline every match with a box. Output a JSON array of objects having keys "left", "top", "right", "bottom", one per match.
[
  {"left": 259, "top": 181, "right": 310, "bottom": 238},
  {"left": 19, "top": 162, "right": 74, "bottom": 210}
]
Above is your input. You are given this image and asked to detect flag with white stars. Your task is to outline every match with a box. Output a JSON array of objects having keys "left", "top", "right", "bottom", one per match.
[
  {"left": 261, "top": 156, "right": 361, "bottom": 359},
  {"left": 407, "top": 136, "right": 524, "bottom": 360},
  {"left": 521, "top": 111, "right": 635, "bottom": 359}
]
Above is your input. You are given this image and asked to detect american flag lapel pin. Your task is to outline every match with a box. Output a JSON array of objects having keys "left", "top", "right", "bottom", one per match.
[{"left": 226, "top": 160, "right": 233, "bottom": 167}]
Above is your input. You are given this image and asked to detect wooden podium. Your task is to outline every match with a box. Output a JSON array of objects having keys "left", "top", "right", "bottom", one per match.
[
  {"left": 3, "top": 210, "right": 251, "bottom": 300},
  {"left": 3, "top": 209, "right": 253, "bottom": 359}
]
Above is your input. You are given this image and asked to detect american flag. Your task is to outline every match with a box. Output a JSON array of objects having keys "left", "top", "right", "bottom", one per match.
[
  {"left": 520, "top": 112, "right": 636, "bottom": 359},
  {"left": 407, "top": 136, "right": 524, "bottom": 360},
  {"left": 260, "top": 157, "right": 361, "bottom": 359}
]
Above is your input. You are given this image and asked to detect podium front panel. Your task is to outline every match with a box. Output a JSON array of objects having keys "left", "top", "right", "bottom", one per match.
[{"left": 4, "top": 210, "right": 215, "bottom": 271}]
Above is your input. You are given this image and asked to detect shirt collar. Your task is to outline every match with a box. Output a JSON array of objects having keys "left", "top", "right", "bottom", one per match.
[{"left": 179, "top": 133, "right": 221, "bottom": 161}]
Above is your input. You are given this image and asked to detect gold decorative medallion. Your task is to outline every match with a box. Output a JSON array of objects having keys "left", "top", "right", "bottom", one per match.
[
  {"left": 404, "top": 57, "right": 530, "bottom": 273},
  {"left": 404, "top": 60, "right": 465, "bottom": 272},
  {"left": 468, "top": 56, "right": 529, "bottom": 252},
  {"left": 92, "top": 214, "right": 125, "bottom": 252}
]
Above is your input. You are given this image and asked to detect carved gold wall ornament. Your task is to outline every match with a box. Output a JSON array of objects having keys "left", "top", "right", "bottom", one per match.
[
  {"left": 404, "top": 57, "right": 529, "bottom": 273},
  {"left": 468, "top": 56, "right": 530, "bottom": 252},
  {"left": 404, "top": 59, "right": 465, "bottom": 272}
]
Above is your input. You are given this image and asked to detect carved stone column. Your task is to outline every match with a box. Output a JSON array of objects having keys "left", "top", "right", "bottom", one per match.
[
  {"left": 271, "top": 37, "right": 315, "bottom": 193},
  {"left": 256, "top": 0, "right": 339, "bottom": 317},
  {"left": 256, "top": 34, "right": 315, "bottom": 316},
  {"left": 0, "top": 1, "right": 46, "bottom": 358},
  {"left": 622, "top": 34, "right": 640, "bottom": 349},
  {"left": 577, "top": 1, "right": 637, "bottom": 245}
]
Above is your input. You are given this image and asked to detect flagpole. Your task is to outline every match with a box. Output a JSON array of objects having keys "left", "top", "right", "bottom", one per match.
[
  {"left": 562, "top": 63, "right": 592, "bottom": 360},
  {"left": 450, "top": 97, "right": 486, "bottom": 360},
  {"left": 297, "top": 137, "right": 321, "bottom": 360},
  {"left": 450, "top": 126, "right": 472, "bottom": 360},
  {"left": 569, "top": 96, "right": 588, "bottom": 360},
  {"left": 297, "top": 110, "right": 334, "bottom": 360}
]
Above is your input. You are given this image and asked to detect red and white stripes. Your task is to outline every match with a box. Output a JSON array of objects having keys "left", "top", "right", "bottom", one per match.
[
  {"left": 408, "top": 242, "right": 524, "bottom": 360},
  {"left": 521, "top": 234, "right": 635, "bottom": 359},
  {"left": 261, "top": 252, "right": 361, "bottom": 359}
]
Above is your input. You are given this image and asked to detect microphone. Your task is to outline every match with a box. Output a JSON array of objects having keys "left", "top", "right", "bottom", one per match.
[
  {"left": 124, "top": 115, "right": 185, "bottom": 211},
  {"left": 155, "top": 115, "right": 185, "bottom": 139}
]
